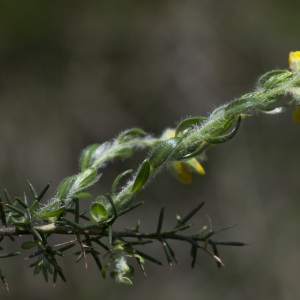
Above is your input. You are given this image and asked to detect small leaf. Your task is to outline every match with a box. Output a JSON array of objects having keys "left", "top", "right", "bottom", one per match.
[
  {"left": 40, "top": 206, "right": 66, "bottom": 218},
  {"left": 28, "top": 182, "right": 38, "bottom": 200},
  {"left": 72, "top": 192, "right": 92, "bottom": 199},
  {"left": 60, "top": 217, "right": 82, "bottom": 230},
  {"left": 0, "top": 252, "right": 21, "bottom": 259},
  {"left": 76, "top": 168, "right": 99, "bottom": 190},
  {"left": 191, "top": 245, "right": 198, "bottom": 268},
  {"left": 127, "top": 265, "right": 135, "bottom": 277},
  {"left": 15, "top": 196, "right": 28, "bottom": 209},
  {"left": 6, "top": 204, "right": 24, "bottom": 216},
  {"left": 176, "top": 202, "right": 205, "bottom": 227},
  {"left": 149, "top": 137, "right": 182, "bottom": 169},
  {"left": 156, "top": 206, "right": 164, "bottom": 233},
  {"left": 55, "top": 176, "right": 76, "bottom": 200},
  {"left": 30, "top": 227, "right": 43, "bottom": 243},
  {"left": 112, "top": 169, "right": 133, "bottom": 196},
  {"left": 204, "top": 116, "right": 241, "bottom": 144},
  {"left": 42, "top": 266, "right": 49, "bottom": 282},
  {"left": 175, "top": 117, "right": 208, "bottom": 137},
  {"left": 89, "top": 142, "right": 111, "bottom": 167},
  {"left": 210, "top": 242, "right": 221, "bottom": 268},
  {"left": 21, "top": 241, "right": 36, "bottom": 250},
  {"left": 161, "top": 239, "right": 173, "bottom": 268},
  {"left": 180, "top": 142, "right": 211, "bottom": 160},
  {"left": 225, "top": 97, "right": 254, "bottom": 117},
  {"left": 117, "top": 128, "right": 147, "bottom": 142},
  {"left": 131, "top": 160, "right": 150, "bottom": 193},
  {"left": 37, "top": 182, "right": 51, "bottom": 202},
  {"left": 91, "top": 252, "right": 103, "bottom": 273},
  {"left": 114, "top": 274, "right": 133, "bottom": 285},
  {"left": 3, "top": 189, "right": 12, "bottom": 205},
  {"left": 30, "top": 200, "right": 39, "bottom": 213},
  {"left": 210, "top": 241, "right": 246, "bottom": 246},
  {"left": 42, "top": 254, "right": 53, "bottom": 274},
  {"left": 79, "top": 143, "right": 100, "bottom": 171},
  {"left": 134, "top": 249, "right": 162, "bottom": 266},
  {"left": 114, "top": 147, "right": 133, "bottom": 159},
  {"left": 262, "top": 71, "right": 292, "bottom": 89},
  {"left": 257, "top": 70, "right": 290, "bottom": 89}
]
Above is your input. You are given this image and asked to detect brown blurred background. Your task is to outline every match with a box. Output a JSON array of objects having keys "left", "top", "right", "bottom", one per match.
[{"left": 1, "top": 1, "right": 300, "bottom": 299}]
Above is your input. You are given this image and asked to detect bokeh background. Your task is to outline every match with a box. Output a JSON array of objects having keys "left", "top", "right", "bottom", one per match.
[{"left": 1, "top": 1, "right": 300, "bottom": 299}]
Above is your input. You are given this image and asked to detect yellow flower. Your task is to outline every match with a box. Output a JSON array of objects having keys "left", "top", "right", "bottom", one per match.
[
  {"left": 289, "top": 51, "right": 300, "bottom": 72},
  {"left": 288, "top": 52, "right": 300, "bottom": 123},
  {"left": 162, "top": 129, "right": 206, "bottom": 184},
  {"left": 293, "top": 105, "right": 300, "bottom": 123},
  {"left": 171, "top": 158, "right": 205, "bottom": 184}
]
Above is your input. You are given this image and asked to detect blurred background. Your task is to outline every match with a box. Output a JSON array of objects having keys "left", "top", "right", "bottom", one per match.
[{"left": 1, "top": 1, "right": 300, "bottom": 299}]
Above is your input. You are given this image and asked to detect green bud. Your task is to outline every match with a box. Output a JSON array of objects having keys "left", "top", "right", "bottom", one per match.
[{"left": 90, "top": 196, "right": 108, "bottom": 223}]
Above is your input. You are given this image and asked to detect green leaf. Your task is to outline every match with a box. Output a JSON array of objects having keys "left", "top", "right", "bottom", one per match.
[
  {"left": 21, "top": 241, "right": 36, "bottom": 250},
  {"left": 15, "top": 196, "right": 28, "bottom": 209},
  {"left": 161, "top": 239, "right": 173, "bottom": 268},
  {"left": 29, "top": 200, "right": 39, "bottom": 213},
  {"left": 112, "top": 169, "right": 133, "bottom": 196},
  {"left": 72, "top": 192, "right": 92, "bottom": 199},
  {"left": 131, "top": 160, "right": 150, "bottom": 193},
  {"left": 257, "top": 70, "right": 292, "bottom": 89},
  {"left": 210, "top": 242, "right": 221, "bottom": 268},
  {"left": 191, "top": 245, "right": 198, "bottom": 268},
  {"left": 0, "top": 252, "right": 21, "bottom": 259},
  {"left": 89, "top": 142, "right": 111, "bottom": 166},
  {"left": 134, "top": 249, "right": 162, "bottom": 265},
  {"left": 149, "top": 137, "right": 182, "bottom": 169},
  {"left": 3, "top": 189, "right": 12, "bottom": 205},
  {"left": 79, "top": 143, "right": 100, "bottom": 171},
  {"left": 120, "top": 276, "right": 133, "bottom": 285},
  {"left": 28, "top": 182, "right": 38, "bottom": 199},
  {"left": 42, "top": 266, "right": 49, "bottom": 282},
  {"left": 55, "top": 176, "right": 76, "bottom": 200},
  {"left": 180, "top": 142, "right": 211, "bottom": 160},
  {"left": 40, "top": 206, "right": 66, "bottom": 218},
  {"left": 6, "top": 204, "right": 24, "bottom": 216},
  {"left": 175, "top": 117, "right": 208, "bottom": 137},
  {"left": 204, "top": 116, "right": 241, "bottom": 144},
  {"left": 258, "top": 99, "right": 294, "bottom": 115},
  {"left": 225, "top": 97, "right": 254, "bottom": 117},
  {"left": 114, "top": 147, "right": 133, "bottom": 159},
  {"left": 75, "top": 168, "right": 102, "bottom": 191},
  {"left": 34, "top": 261, "right": 43, "bottom": 277},
  {"left": 117, "top": 128, "right": 147, "bottom": 142},
  {"left": 37, "top": 182, "right": 51, "bottom": 202}
]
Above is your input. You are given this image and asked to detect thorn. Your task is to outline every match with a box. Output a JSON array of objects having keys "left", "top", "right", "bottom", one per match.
[
  {"left": 77, "top": 234, "right": 88, "bottom": 270},
  {"left": 1, "top": 275, "right": 10, "bottom": 295}
]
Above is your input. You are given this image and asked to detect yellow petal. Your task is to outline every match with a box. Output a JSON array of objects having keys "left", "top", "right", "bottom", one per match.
[
  {"left": 289, "top": 51, "right": 300, "bottom": 72},
  {"left": 161, "top": 129, "right": 176, "bottom": 139},
  {"left": 172, "top": 162, "right": 193, "bottom": 184},
  {"left": 293, "top": 105, "right": 300, "bottom": 123},
  {"left": 185, "top": 158, "right": 206, "bottom": 175}
]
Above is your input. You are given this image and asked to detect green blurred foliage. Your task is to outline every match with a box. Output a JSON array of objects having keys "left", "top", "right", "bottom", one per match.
[{"left": 0, "top": 1, "right": 300, "bottom": 299}]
